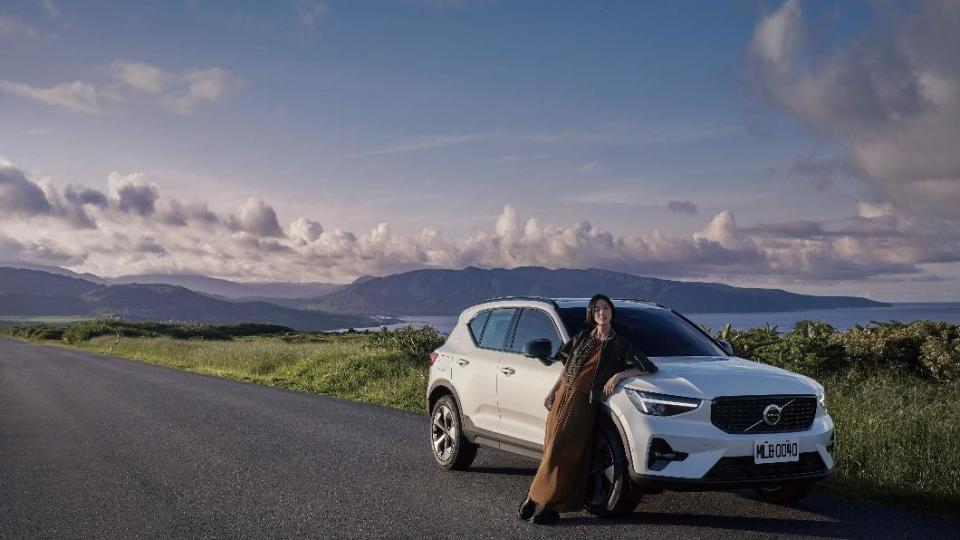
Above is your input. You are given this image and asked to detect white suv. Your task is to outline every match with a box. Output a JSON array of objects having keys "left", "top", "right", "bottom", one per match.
[{"left": 427, "top": 297, "right": 835, "bottom": 515}]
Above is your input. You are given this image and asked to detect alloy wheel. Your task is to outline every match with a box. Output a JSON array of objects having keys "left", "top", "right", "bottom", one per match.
[{"left": 431, "top": 404, "right": 457, "bottom": 462}]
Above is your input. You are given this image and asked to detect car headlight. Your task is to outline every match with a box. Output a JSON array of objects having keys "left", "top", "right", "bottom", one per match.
[
  {"left": 818, "top": 392, "right": 827, "bottom": 410},
  {"left": 626, "top": 389, "right": 701, "bottom": 417}
]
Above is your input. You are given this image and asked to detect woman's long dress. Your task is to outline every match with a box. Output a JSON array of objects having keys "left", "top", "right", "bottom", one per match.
[{"left": 527, "top": 346, "right": 602, "bottom": 512}]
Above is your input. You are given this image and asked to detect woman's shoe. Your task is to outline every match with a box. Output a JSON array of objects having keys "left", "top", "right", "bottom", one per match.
[
  {"left": 531, "top": 509, "right": 559, "bottom": 525},
  {"left": 517, "top": 496, "right": 536, "bottom": 520}
]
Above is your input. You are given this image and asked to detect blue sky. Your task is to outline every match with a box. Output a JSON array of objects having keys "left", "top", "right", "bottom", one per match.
[{"left": 1, "top": 0, "right": 958, "bottom": 301}]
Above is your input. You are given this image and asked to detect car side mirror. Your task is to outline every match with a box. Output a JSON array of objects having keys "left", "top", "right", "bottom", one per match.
[
  {"left": 717, "top": 339, "right": 734, "bottom": 356},
  {"left": 523, "top": 339, "right": 553, "bottom": 366}
]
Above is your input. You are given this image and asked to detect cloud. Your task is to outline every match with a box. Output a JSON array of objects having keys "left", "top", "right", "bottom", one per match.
[
  {"left": 0, "top": 234, "right": 82, "bottom": 265},
  {"left": 0, "top": 80, "right": 101, "bottom": 113},
  {"left": 3, "top": 161, "right": 959, "bottom": 284},
  {"left": 0, "top": 61, "right": 242, "bottom": 116},
  {"left": 111, "top": 61, "right": 244, "bottom": 115},
  {"left": 747, "top": 0, "right": 960, "bottom": 220},
  {"left": 1, "top": 162, "right": 102, "bottom": 228},
  {"left": 64, "top": 185, "right": 108, "bottom": 208},
  {"left": 112, "top": 61, "right": 166, "bottom": 94},
  {"left": 226, "top": 198, "right": 284, "bottom": 237},
  {"left": 162, "top": 67, "right": 244, "bottom": 115},
  {"left": 289, "top": 217, "right": 324, "bottom": 244},
  {"left": 0, "top": 163, "right": 53, "bottom": 216},
  {"left": 344, "top": 132, "right": 495, "bottom": 159},
  {"left": 108, "top": 172, "right": 158, "bottom": 216},
  {"left": 666, "top": 200, "right": 698, "bottom": 215}
]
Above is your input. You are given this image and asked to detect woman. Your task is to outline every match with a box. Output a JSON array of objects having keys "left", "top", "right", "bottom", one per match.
[{"left": 518, "top": 294, "right": 657, "bottom": 524}]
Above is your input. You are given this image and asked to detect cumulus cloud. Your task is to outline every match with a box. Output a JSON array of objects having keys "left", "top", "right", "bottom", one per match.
[
  {"left": 108, "top": 172, "right": 158, "bottom": 216},
  {"left": 0, "top": 163, "right": 53, "bottom": 216},
  {"left": 2, "top": 160, "right": 959, "bottom": 284},
  {"left": 0, "top": 80, "right": 101, "bottom": 113},
  {"left": 226, "top": 198, "right": 284, "bottom": 237},
  {"left": 64, "top": 185, "right": 108, "bottom": 208},
  {"left": 666, "top": 200, "right": 698, "bottom": 215},
  {"left": 747, "top": 0, "right": 960, "bottom": 220}
]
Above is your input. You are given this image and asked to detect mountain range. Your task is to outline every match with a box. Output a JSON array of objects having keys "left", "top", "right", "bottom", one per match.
[
  {"left": 0, "top": 267, "right": 382, "bottom": 331},
  {"left": 305, "top": 266, "right": 889, "bottom": 315},
  {"left": 0, "top": 265, "right": 889, "bottom": 327}
]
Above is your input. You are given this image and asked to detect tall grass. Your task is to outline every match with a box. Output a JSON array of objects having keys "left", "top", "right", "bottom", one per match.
[
  {"left": 821, "top": 371, "right": 960, "bottom": 517},
  {"left": 77, "top": 332, "right": 433, "bottom": 412}
]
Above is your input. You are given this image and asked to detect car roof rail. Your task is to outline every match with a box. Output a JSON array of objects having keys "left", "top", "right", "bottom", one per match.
[
  {"left": 479, "top": 295, "right": 559, "bottom": 309},
  {"left": 613, "top": 298, "right": 670, "bottom": 310}
]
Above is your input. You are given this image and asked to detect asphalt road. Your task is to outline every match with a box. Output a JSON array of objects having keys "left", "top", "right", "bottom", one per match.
[{"left": 1, "top": 337, "right": 956, "bottom": 539}]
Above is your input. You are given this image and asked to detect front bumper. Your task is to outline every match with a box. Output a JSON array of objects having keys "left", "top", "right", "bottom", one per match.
[{"left": 611, "top": 394, "right": 835, "bottom": 491}]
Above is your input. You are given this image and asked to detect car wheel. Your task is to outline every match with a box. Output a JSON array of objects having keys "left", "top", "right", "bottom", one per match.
[
  {"left": 430, "top": 395, "right": 477, "bottom": 470},
  {"left": 752, "top": 480, "right": 815, "bottom": 504},
  {"left": 584, "top": 418, "right": 642, "bottom": 517}
]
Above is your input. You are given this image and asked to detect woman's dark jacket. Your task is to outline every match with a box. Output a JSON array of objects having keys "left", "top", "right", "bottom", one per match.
[{"left": 555, "top": 327, "right": 658, "bottom": 403}]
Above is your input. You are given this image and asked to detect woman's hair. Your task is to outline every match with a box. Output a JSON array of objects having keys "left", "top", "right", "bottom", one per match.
[{"left": 585, "top": 294, "right": 615, "bottom": 327}]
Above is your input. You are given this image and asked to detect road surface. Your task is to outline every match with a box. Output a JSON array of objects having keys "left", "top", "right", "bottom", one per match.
[{"left": 0, "top": 337, "right": 955, "bottom": 538}]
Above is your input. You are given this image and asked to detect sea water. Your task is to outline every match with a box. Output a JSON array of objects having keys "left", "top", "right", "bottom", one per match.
[{"left": 370, "top": 303, "right": 960, "bottom": 335}]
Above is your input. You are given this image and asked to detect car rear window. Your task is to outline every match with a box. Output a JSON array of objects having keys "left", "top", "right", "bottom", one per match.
[
  {"left": 557, "top": 306, "right": 724, "bottom": 357},
  {"left": 478, "top": 308, "right": 516, "bottom": 350},
  {"left": 468, "top": 310, "right": 490, "bottom": 344}
]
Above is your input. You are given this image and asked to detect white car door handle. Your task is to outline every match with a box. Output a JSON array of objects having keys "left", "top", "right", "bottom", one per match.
[
  {"left": 500, "top": 367, "right": 516, "bottom": 376},
  {"left": 457, "top": 359, "right": 470, "bottom": 367}
]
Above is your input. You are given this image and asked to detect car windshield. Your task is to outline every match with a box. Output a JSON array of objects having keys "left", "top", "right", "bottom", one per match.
[{"left": 557, "top": 306, "right": 724, "bottom": 357}]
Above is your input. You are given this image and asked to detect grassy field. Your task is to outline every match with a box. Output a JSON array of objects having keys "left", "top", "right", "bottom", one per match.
[{"left": 3, "top": 320, "right": 958, "bottom": 519}]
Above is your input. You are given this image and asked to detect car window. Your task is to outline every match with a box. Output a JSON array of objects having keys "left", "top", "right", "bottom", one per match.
[
  {"left": 509, "top": 308, "right": 561, "bottom": 356},
  {"left": 557, "top": 306, "right": 724, "bottom": 357},
  {"left": 478, "top": 308, "right": 516, "bottom": 350},
  {"left": 467, "top": 310, "right": 490, "bottom": 344}
]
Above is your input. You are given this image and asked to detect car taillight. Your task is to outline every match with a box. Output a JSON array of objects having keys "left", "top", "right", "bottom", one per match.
[{"left": 429, "top": 352, "right": 439, "bottom": 366}]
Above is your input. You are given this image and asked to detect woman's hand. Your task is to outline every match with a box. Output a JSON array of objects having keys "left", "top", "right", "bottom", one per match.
[
  {"left": 603, "top": 372, "right": 623, "bottom": 396},
  {"left": 544, "top": 390, "right": 556, "bottom": 410}
]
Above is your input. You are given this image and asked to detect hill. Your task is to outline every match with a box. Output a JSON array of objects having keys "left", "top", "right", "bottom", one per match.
[
  {"left": 0, "top": 267, "right": 380, "bottom": 331},
  {"left": 107, "top": 273, "right": 342, "bottom": 300},
  {"left": 307, "top": 266, "right": 889, "bottom": 315}
]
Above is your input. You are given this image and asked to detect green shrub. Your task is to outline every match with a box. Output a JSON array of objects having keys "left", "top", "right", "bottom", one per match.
[
  {"left": 61, "top": 320, "right": 294, "bottom": 344},
  {"left": 367, "top": 325, "right": 446, "bottom": 364},
  {"left": 919, "top": 335, "right": 960, "bottom": 382}
]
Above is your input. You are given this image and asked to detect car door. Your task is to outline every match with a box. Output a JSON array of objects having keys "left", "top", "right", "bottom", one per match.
[
  {"left": 495, "top": 308, "right": 564, "bottom": 447},
  {"left": 454, "top": 308, "right": 517, "bottom": 434}
]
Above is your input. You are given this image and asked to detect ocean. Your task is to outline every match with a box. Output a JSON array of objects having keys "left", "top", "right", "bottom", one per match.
[{"left": 370, "top": 303, "right": 960, "bottom": 335}]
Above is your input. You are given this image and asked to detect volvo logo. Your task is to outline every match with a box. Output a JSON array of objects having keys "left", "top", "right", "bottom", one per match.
[{"left": 762, "top": 404, "right": 782, "bottom": 426}]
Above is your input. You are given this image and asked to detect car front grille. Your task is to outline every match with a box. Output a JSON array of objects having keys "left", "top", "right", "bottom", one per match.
[
  {"left": 711, "top": 395, "right": 817, "bottom": 434},
  {"left": 703, "top": 452, "right": 827, "bottom": 482}
]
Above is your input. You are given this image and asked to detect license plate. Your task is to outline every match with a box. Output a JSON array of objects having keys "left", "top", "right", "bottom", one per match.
[{"left": 754, "top": 438, "right": 800, "bottom": 464}]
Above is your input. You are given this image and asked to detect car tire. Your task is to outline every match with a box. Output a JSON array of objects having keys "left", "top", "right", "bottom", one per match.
[
  {"left": 752, "top": 480, "right": 815, "bottom": 504},
  {"left": 430, "top": 395, "right": 478, "bottom": 470},
  {"left": 584, "top": 417, "right": 642, "bottom": 517}
]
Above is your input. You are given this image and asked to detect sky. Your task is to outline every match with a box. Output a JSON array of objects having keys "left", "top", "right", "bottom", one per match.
[{"left": 1, "top": 0, "right": 958, "bottom": 301}]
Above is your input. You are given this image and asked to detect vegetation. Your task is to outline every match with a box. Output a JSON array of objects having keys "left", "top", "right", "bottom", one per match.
[{"left": 4, "top": 318, "right": 959, "bottom": 518}]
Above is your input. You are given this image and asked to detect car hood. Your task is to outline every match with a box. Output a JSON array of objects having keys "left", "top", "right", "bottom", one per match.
[{"left": 622, "top": 356, "right": 821, "bottom": 400}]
